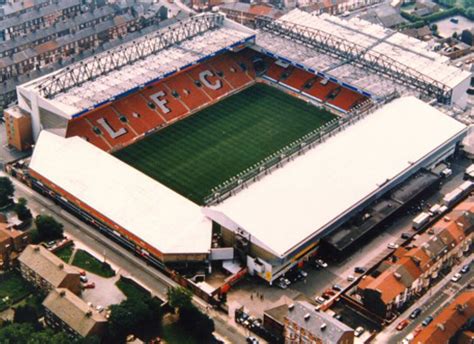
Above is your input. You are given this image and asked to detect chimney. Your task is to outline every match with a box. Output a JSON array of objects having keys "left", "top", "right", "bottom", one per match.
[
  {"left": 59, "top": 290, "right": 66, "bottom": 297},
  {"left": 304, "top": 313, "right": 310, "bottom": 321},
  {"left": 58, "top": 263, "right": 64, "bottom": 270},
  {"left": 86, "top": 310, "right": 92, "bottom": 317},
  {"left": 320, "top": 323, "right": 327, "bottom": 331},
  {"left": 394, "top": 272, "right": 401, "bottom": 280},
  {"left": 34, "top": 246, "right": 40, "bottom": 252},
  {"left": 437, "top": 323, "right": 445, "bottom": 331},
  {"left": 288, "top": 304, "right": 294, "bottom": 311}
]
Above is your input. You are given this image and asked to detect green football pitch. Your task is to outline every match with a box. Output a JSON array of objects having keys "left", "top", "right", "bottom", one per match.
[{"left": 114, "top": 83, "right": 336, "bottom": 204}]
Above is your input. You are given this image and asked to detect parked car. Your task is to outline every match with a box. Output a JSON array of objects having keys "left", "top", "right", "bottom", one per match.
[
  {"left": 84, "top": 282, "right": 95, "bottom": 289},
  {"left": 276, "top": 279, "right": 288, "bottom": 289},
  {"left": 80, "top": 275, "right": 88, "bottom": 283},
  {"left": 324, "top": 289, "right": 336, "bottom": 296},
  {"left": 333, "top": 313, "right": 343, "bottom": 321},
  {"left": 299, "top": 270, "right": 308, "bottom": 278},
  {"left": 332, "top": 284, "right": 343, "bottom": 292},
  {"left": 396, "top": 319, "right": 410, "bottom": 331},
  {"left": 461, "top": 264, "right": 470, "bottom": 274},
  {"left": 354, "top": 326, "right": 365, "bottom": 337},
  {"left": 96, "top": 305, "right": 104, "bottom": 313},
  {"left": 387, "top": 242, "right": 399, "bottom": 249},
  {"left": 410, "top": 308, "right": 422, "bottom": 319},
  {"left": 354, "top": 267, "right": 366, "bottom": 274},
  {"left": 347, "top": 275, "right": 356, "bottom": 282},
  {"left": 422, "top": 315, "right": 433, "bottom": 327},
  {"left": 451, "top": 273, "right": 462, "bottom": 282},
  {"left": 315, "top": 259, "right": 328, "bottom": 268},
  {"left": 401, "top": 233, "right": 411, "bottom": 240},
  {"left": 315, "top": 296, "right": 326, "bottom": 304},
  {"left": 246, "top": 337, "right": 258, "bottom": 344}
]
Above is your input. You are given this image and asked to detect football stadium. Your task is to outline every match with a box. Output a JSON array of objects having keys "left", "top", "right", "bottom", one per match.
[{"left": 12, "top": 11, "right": 471, "bottom": 284}]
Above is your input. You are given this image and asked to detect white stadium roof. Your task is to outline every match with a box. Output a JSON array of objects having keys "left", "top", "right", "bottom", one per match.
[
  {"left": 30, "top": 131, "right": 212, "bottom": 255},
  {"left": 278, "top": 10, "right": 471, "bottom": 89},
  {"left": 209, "top": 97, "right": 466, "bottom": 257},
  {"left": 20, "top": 13, "right": 255, "bottom": 118}
]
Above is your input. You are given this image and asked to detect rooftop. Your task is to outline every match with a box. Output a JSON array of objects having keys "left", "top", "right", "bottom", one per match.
[
  {"left": 29, "top": 131, "right": 212, "bottom": 255},
  {"left": 208, "top": 97, "right": 466, "bottom": 257},
  {"left": 21, "top": 13, "right": 255, "bottom": 118},
  {"left": 18, "top": 245, "right": 80, "bottom": 287},
  {"left": 416, "top": 291, "right": 474, "bottom": 343},
  {"left": 286, "top": 301, "right": 353, "bottom": 342},
  {"left": 43, "top": 288, "right": 107, "bottom": 337}
]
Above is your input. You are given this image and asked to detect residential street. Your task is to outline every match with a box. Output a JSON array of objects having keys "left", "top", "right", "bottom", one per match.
[{"left": 376, "top": 255, "right": 474, "bottom": 344}]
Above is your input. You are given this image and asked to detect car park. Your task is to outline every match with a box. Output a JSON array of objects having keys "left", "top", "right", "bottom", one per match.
[
  {"left": 451, "top": 273, "right": 462, "bottom": 282},
  {"left": 354, "top": 326, "right": 365, "bottom": 337},
  {"left": 422, "top": 315, "right": 433, "bottom": 327},
  {"left": 354, "top": 267, "right": 366, "bottom": 274},
  {"left": 461, "top": 264, "right": 470, "bottom": 274},
  {"left": 410, "top": 308, "right": 422, "bottom": 319},
  {"left": 396, "top": 319, "right": 410, "bottom": 331}
]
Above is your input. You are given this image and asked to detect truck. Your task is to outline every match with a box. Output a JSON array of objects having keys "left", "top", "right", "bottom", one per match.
[
  {"left": 412, "top": 212, "right": 430, "bottom": 230},
  {"left": 443, "top": 180, "right": 474, "bottom": 207}
]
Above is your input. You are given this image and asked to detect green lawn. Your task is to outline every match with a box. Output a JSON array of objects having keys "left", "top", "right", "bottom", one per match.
[
  {"left": 116, "top": 276, "right": 151, "bottom": 300},
  {"left": 0, "top": 272, "right": 32, "bottom": 311},
  {"left": 54, "top": 245, "right": 73, "bottom": 263},
  {"left": 72, "top": 249, "right": 115, "bottom": 278},
  {"left": 114, "top": 83, "right": 335, "bottom": 204}
]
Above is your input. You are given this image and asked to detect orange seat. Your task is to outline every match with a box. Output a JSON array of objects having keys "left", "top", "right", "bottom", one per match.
[
  {"left": 208, "top": 53, "right": 253, "bottom": 89},
  {"left": 304, "top": 79, "right": 339, "bottom": 101},
  {"left": 164, "top": 71, "right": 210, "bottom": 110},
  {"left": 327, "top": 88, "right": 367, "bottom": 112},
  {"left": 66, "top": 117, "right": 111, "bottom": 151},
  {"left": 187, "top": 64, "right": 233, "bottom": 100},
  {"left": 141, "top": 84, "right": 188, "bottom": 122},
  {"left": 282, "top": 68, "right": 313, "bottom": 90}
]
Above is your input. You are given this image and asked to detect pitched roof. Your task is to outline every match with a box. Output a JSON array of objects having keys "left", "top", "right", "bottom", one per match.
[
  {"left": 43, "top": 288, "right": 107, "bottom": 337},
  {"left": 18, "top": 245, "right": 79, "bottom": 287},
  {"left": 286, "top": 301, "right": 353, "bottom": 342},
  {"left": 416, "top": 291, "right": 474, "bottom": 343}
]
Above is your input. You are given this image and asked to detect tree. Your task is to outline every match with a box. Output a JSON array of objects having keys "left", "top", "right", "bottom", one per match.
[
  {"left": 13, "top": 305, "right": 39, "bottom": 330},
  {"left": 0, "top": 323, "right": 33, "bottom": 344},
  {"left": 14, "top": 198, "right": 32, "bottom": 222},
  {"left": 167, "top": 286, "right": 193, "bottom": 311},
  {"left": 0, "top": 177, "right": 14, "bottom": 208},
  {"left": 108, "top": 297, "right": 162, "bottom": 342},
  {"left": 179, "top": 305, "right": 215, "bottom": 341},
  {"left": 461, "top": 29, "right": 473, "bottom": 45},
  {"left": 35, "top": 215, "right": 64, "bottom": 241},
  {"left": 465, "top": 7, "right": 474, "bottom": 20}
]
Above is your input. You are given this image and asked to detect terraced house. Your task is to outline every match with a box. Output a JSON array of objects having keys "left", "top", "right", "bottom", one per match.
[{"left": 357, "top": 197, "right": 474, "bottom": 319}]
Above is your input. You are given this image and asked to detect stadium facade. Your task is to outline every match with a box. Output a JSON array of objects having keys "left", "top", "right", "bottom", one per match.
[{"left": 9, "top": 11, "right": 472, "bottom": 283}]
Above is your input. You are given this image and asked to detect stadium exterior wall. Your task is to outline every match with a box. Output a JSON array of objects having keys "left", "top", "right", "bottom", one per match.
[
  {"left": 452, "top": 73, "right": 472, "bottom": 108},
  {"left": 216, "top": 126, "right": 468, "bottom": 283},
  {"left": 28, "top": 169, "right": 209, "bottom": 266}
]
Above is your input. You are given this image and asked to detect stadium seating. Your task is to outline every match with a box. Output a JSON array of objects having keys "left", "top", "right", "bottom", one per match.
[
  {"left": 207, "top": 53, "right": 253, "bottom": 89},
  {"left": 187, "top": 64, "right": 233, "bottom": 100},
  {"left": 326, "top": 87, "right": 367, "bottom": 112},
  {"left": 66, "top": 47, "right": 370, "bottom": 152},
  {"left": 281, "top": 68, "right": 313, "bottom": 90}
]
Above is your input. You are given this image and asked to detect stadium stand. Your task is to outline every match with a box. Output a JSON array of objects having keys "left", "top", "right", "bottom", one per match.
[{"left": 65, "top": 48, "right": 370, "bottom": 152}]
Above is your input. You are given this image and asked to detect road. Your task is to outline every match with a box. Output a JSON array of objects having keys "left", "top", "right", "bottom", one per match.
[
  {"left": 375, "top": 255, "right": 474, "bottom": 344},
  {"left": 4, "top": 172, "right": 252, "bottom": 344}
]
